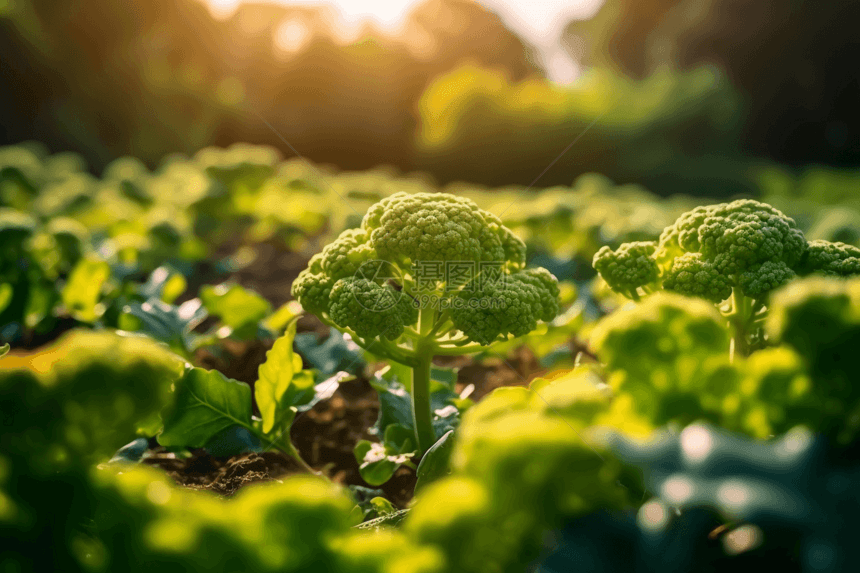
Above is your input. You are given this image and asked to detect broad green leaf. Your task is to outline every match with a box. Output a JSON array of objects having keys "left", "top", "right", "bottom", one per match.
[
  {"left": 204, "top": 425, "right": 262, "bottom": 457},
  {"left": 159, "top": 367, "right": 253, "bottom": 447},
  {"left": 415, "top": 429, "right": 455, "bottom": 493},
  {"left": 256, "top": 321, "right": 304, "bottom": 433},
  {"left": 200, "top": 283, "right": 271, "bottom": 330},
  {"left": 62, "top": 258, "right": 110, "bottom": 322}
]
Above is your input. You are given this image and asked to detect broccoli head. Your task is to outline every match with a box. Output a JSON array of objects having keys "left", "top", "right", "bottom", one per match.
[{"left": 291, "top": 192, "right": 559, "bottom": 347}]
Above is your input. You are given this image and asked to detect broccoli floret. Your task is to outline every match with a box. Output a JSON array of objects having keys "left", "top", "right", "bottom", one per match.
[
  {"left": 292, "top": 192, "right": 560, "bottom": 454},
  {"left": 290, "top": 254, "right": 332, "bottom": 315},
  {"left": 318, "top": 228, "right": 377, "bottom": 280},
  {"left": 798, "top": 240, "right": 860, "bottom": 277},
  {"left": 592, "top": 241, "right": 659, "bottom": 299},
  {"left": 739, "top": 261, "right": 795, "bottom": 297},
  {"left": 361, "top": 192, "right": 509, "bottom": 265},
  {"left": 450, "top": 269, "right": 560, "bottom": 345},
  {"left": 662, "top": 253, "right": 732, "bottom": 303},
  {"left": 328, "top": 277, "right": 416, "bottom": 341}
]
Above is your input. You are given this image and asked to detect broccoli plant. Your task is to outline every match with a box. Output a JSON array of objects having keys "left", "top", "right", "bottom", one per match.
[
  {"left": 593, "top": 199, "right": 860, "bottom": 359},
  {"left": 292, "top": 192, "right": 560, "bottom": 458}
]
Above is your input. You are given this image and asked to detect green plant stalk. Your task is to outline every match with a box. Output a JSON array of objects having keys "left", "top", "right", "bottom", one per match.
[
  {"left": 411, "top": 306, "right": 437, "bottom": 454},
  {"left": 725, "top": 287, "right": 759, "bottom": 362}
]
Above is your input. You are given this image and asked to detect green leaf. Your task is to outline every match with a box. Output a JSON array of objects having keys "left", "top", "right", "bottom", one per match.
[
  {"left": 24, "top": 280, "right": 57, "bottom": 329},
  {"left": 204, "top": 425, "right": 262, "bottom": 457},
  {"left": 0, "top": 283, "right": 12, "bottom": 314},
  {"left": 120, "top": 298, "right": 207, "bottom": 351},
  {"left": 355, "top": 424, "right": 417, "bottom": 487},
  {"left": 294, "top": 327, "right": 364, "bottom": 376},
  {"left": 263, "top": 301, "right": 303, "bottom": 334},
  {"left": 62, "top": 258, "right": 110, "bottom": 322},
  {"left": 354, "top": 441, "right": 397, "bottom": 486},
  {"left": 0, "top": 343, "right": 9, "bottom": 357},
  {"left": 296, "top": 371, "right": 355, "bottom": 413},
  {"left": 158, "top": 367, "right": 253, "bottom": 447},
  {"left": 200, "top": 283, "right": 271, "bottom": 330},
  {"left": 256, "top": 321, "right": 307, "bottom": 433},
  {"left": 415, "top": 429, "right": 455, "bottom": 493},
  {"left": 370, "top": 497, "right": 397, "bottom": 517},
  {"left": 138, "top": 266, "right": 187, "bottom": 303},
  {"left": 107, "top": 438, "right": 150, "bottom": 465},
  {"left": 383, "top": 423, "right": 415, "bottom": 452},
  {"left": 431, "top": 365, "right": 458, "bottom": 391}
]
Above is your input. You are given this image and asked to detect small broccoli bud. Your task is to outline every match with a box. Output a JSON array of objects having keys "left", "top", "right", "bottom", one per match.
[
  {"left": 739, "top": 261, "right": 795, "bottom": 298},
  {"left": 592, "top": 241, "right": 659, "bottom": 298},
  {"left": 328, "top": 277, "right": 417, "bottom": 341},
  {"left": 798, "top": 240, "right": 860, "bottom": 277},
  {"left": 662, "top": 252, "right": 732, "bottom": 303}
]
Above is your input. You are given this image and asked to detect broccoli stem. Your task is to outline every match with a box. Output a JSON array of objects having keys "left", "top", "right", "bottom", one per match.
[
  {"left": 411, "top": 306, "right": 438, "bottom": 454},
  {"left": 726, "top": 287, "right": 754, "bottom": 362}
]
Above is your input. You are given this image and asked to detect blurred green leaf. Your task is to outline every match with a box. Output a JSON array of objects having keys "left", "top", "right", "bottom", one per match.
[
  {"left": 369, "top": 497, "right": 396, "bottom": 517},
  {"left": 62, "top": 258, "right": 110, "bottom": 322},
  {"left": 200, "top": 283, "right": 271, "bottom": 330},
  {"left": 263, "top": 300, "right": 303, "bottom": 334},
  {"left": 0, "top": 283, "right": 12, "bottom": 314},
  {"left": 120, "top": 298, "right": 206, "bottom": 351},
  {"left": 138, "top": 266, "right": 187, "bottom": 304},
  {"left": 107, "top": 438, "right": 150, "bottom": 465}
]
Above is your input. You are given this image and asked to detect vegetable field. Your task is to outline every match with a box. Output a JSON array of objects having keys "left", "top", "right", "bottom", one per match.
[{"left": 2, "top": 139, "right": 860, "bottom": 573}]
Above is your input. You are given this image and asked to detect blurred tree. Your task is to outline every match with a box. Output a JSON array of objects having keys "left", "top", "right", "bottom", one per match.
[
  {"left": 565, "top": 0, "right": 860, "bottom": 167},
  {"left": 0, "top": 0, "right": 541, "bottom": 173}
]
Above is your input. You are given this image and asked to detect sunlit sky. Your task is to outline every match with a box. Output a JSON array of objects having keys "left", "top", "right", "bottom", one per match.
[{"left": 201, "top": 0, "right": 602, "bottom": 83}]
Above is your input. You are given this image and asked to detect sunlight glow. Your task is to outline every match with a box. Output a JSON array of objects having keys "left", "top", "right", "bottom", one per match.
[
  {"left": 274, "top": 17, "right": 312, "bottom": 54},
  {"left": 200, "top": 0, "right": 602, "bottom": 82}
]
